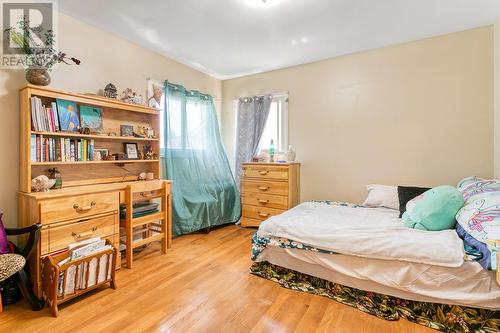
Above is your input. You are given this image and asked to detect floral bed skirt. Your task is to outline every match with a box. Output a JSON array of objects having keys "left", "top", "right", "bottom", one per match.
[{"left": 250, "top": 261, "right": 500, "bottom": 333}]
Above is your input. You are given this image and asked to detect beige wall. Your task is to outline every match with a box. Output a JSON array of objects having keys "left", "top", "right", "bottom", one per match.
[
  {"left": 222, "top": 27, "right": 494, "bottom": 204},
  {"left": 0, "top": 13, "right": 221, "bottom": 227},
  {"left": 495, "top": 19, "right": 500, "bottom": 178}
]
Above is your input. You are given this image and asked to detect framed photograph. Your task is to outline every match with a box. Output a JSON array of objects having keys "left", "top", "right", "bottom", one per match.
[
  {"left": 120, "top": 124, "right": 134, "bottom": 137},
  {"left": 124, "top": 143, "right": 139, "bottom": 160},
  {"left": 147, "top": 79, "right": 164, "bottom": 109},
  {"left": 80, "top": 105, "right": 103, "bottom": 133},
  {"left": 95, "top": 148, "right": 109, "bottom": 157}
]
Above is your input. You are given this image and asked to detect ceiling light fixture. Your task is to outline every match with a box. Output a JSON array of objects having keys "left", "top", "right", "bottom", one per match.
[{"left": 244, "top": 0, "right": 285, "bottom": 8}]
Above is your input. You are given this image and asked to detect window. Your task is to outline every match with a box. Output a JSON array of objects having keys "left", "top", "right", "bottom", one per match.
[
  {"left": 160, "top": 96, "right": 209, "bottom": 152},
  {"left": 257, "top": 94, "right": 288, "bottom": 153}
]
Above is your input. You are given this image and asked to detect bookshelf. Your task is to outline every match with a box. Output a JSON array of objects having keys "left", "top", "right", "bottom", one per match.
[{"left": 20, "top": 84, "right": 161, "bottom": 192}]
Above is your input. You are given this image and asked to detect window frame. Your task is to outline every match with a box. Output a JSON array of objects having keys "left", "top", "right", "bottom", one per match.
[{"left": 234, "top": 92, "right": 289, "bottom": 154}]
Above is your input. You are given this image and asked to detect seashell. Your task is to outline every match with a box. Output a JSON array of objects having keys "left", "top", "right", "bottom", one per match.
[{"left": 31, "top": 175, "right": 56, "bottom": 192}]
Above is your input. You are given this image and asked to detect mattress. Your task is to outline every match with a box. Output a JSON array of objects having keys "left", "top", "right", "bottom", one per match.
[
  {"left": 258, "top": 201, "right": 465, "bottom": 267},
  {"left": 255, "top": 244, "right": 500, "bottom": 310}
]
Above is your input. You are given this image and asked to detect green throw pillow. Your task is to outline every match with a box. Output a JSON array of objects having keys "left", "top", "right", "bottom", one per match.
[{"left": 402, "top": 185, "right": 464, "bottom": 231}]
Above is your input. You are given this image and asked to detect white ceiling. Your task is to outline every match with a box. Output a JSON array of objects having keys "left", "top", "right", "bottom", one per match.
[{"left": 60, "top": 0, "right": 500, "bottom": 80}]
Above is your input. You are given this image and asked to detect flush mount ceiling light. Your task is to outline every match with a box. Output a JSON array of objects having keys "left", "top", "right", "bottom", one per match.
[{"left": 243, "top": 0, "right": 285, "bottom": 8}]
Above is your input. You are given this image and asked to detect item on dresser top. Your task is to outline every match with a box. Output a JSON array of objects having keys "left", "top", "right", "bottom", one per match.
[
  {"left": 362, "top": 184, "right": 399, "bottom": 210},
  {"left": 269, "top": 139, "right": 275, "bottom": 162},
  {"left": 285, "top": 145, "right": 296, "bottom": 162},
  {"left": 31, "top": 175, "right": 56, "bottom": 192},
  {"left": 146, "top": 172, "right": 154, "bottom": 180},
  {"left": 397, "top": 186, "right": 430, "bottom": 218},
  {"left": 402, "top": 185, "right": 464, "bottom": 231},
  {"left": 139, "top": 172, "right": 147, "bottom": 180}
]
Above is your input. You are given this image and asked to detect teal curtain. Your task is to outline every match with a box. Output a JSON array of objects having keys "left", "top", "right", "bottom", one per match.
[{"left": 161, "top": 81, "right": 241, "bottom": 236}]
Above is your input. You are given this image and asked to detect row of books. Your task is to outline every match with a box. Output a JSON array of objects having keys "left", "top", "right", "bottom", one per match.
[
  {"left": 30, "top": 135, "right": 95, "bottom": 162},
  {"left": 56, "top": 237, "right": 113, "bottom": 297},
  {"left": 30, "top": 96, "right": 61, "bottom": 132}
]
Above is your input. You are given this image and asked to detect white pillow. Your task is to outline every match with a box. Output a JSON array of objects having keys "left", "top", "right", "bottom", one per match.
[{"left": 362, "top": 184, "right": 399, "bottom": 210}]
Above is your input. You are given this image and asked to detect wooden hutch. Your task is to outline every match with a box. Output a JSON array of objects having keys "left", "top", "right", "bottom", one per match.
[{"left": 18, "top": 85, "right": 171, "bottom": 297}]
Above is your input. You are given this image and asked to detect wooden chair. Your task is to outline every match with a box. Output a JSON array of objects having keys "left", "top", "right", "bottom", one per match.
[{"left": 121, "top": 180, "right": 172, "bottom": 269}]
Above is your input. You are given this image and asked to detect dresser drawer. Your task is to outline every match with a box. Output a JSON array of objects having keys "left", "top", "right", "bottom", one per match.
[
  {"left": 242, "top": 180, "right": 288, "bottom": 196},
  {"left": 241, "top": 217, "right": 263, "bottom": 227},
  {"left": 40, "top": 213, "right": 117, "bottom": 255},
  {"left": 40, "top": 192, "right": 119, "bottom": 224},
  {"left": 242, "top": 192, "right": 288, "bottom": 210},
  {"left": 242, "top": 205, "right": 285, "bottom": 221},
  {"left": 243, "top": 165, "right": 288, "bottom": 180}
]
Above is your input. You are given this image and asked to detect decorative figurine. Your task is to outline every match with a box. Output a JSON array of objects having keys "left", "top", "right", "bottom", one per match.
[
  {"left": 121, "top": 88, "right": 144, "bottom": 105},
  {"left": 138, "top": 172, "right": 147, "bottom": 180},
  {"left": 31, "top": 175, "right": 56, "bottom": 192},
  {"left": 104, "top": 83, "right": 117, "bottom": 99},
  {"left": 48, "top": 168, "right": 62, "bottom": 189},
  {"left": 144, "top": 145, "right": 154, "bottom": 160}
]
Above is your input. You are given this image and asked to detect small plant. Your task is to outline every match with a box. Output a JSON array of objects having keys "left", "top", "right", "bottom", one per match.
[{"left": 4, "top": 17, "right": 80, "bottom": 70}]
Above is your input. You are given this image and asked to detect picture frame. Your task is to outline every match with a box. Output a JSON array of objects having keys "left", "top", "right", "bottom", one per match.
[
  {"left": 120, "top": 124, "right": 134, "bottom": 137},
  {"left": 79, "top": 105, "right": 103, "bottom": 133},
  {"left": 56, "top": 98, "right": 80, "bottom": 132},
  {"left": 95, "top": 148, "right": 109, "bottom": 157},
  {"left": 124, "top": 143, "right": 139, "bottom": 160},
  {"left": 147, "top": 79, "right": 164, "bottom": 109}
]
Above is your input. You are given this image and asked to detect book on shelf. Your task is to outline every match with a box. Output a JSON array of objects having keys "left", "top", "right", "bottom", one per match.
[
  {"left": 31, "top": 134, "right": 96, "bottom": 163},
  {"left": 30, "top": 96, "right": 62, "bottom": 132}
]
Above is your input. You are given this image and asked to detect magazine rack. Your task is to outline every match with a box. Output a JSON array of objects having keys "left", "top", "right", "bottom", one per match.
[{"left": 42, "top": 239, "right": 117, "bottom": 317}]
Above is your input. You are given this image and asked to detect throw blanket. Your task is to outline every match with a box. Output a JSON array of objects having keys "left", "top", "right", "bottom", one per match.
[{"left": 256, "top": 201, "right": 466, "bottom": 267}]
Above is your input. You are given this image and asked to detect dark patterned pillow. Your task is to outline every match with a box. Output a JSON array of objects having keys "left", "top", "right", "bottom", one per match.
[
  {"left": 0, "top": 213, "right": 9, "bottom": 254},
  {"left": 397, "top": 186, "right": 430, "bottom": 218}
]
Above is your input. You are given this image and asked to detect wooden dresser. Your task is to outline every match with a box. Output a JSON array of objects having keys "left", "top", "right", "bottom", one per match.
[
  {"left": 18, "top": 180, "right": 171, "bottom": 297},
  {"left": 241, "top": 162, "right": 300, "bottom": 227}
]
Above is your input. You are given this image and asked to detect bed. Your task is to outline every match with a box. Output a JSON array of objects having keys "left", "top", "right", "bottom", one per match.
[{"left": 251, "top": 201, "right": 500, "bottom": 332}]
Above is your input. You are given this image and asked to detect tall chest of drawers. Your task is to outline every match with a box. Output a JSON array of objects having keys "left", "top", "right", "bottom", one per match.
[{"left": 241, "top": 162, "right": 300, "bottom": 227}]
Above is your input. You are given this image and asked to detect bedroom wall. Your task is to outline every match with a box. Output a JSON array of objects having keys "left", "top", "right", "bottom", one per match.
[
  {"left": 0, "top": 13, "right": 221, "bottom": 227},
  {"left": 494, "top": 19, "right": 500, "bottom": 179},
  {"left": 221, "top": 26, "right": 494, "bottom": 204}
]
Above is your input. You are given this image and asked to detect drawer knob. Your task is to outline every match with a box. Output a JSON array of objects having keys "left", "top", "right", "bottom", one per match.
[
  {"left": 257, "top": 199, "right": 269, "bottom": 204},
  {"left": 258, "top": 186, "right": 270, "bottom": 192},
  {"left": 258, "top": 212, "right": 270, "bottom": 218},
  {"left": 258, "top": 170, "right": 269, "bottom": 176},
  {"left": 72, "top": 226, "right": 97, "bottom": 240},
  {"left": 73, "top": 201, "right": 96, "bottom": 213}
]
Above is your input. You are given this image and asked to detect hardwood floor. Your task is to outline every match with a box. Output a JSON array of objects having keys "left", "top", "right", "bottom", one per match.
[{"left": 1, "top": 225, "right": 434, "bottom": 333}]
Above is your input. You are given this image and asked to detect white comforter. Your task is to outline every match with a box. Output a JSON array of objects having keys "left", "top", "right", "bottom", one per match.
[{"left": 257, "top": 202, "right": 466, "bottom": 267}]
